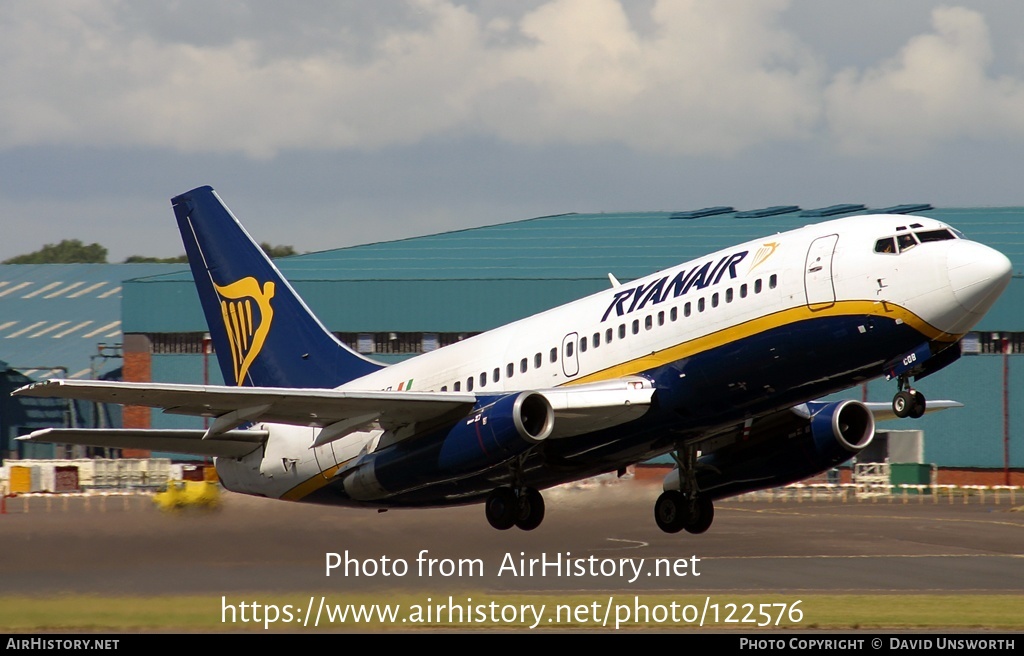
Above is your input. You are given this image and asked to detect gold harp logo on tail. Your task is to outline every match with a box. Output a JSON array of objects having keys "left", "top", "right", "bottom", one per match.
[{"left": 214, "top": 278, "right": 276, "bottom": 386}]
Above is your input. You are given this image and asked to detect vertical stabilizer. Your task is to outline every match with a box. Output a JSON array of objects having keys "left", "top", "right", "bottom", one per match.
[{"left": 171, "top": 185, "right": 383, "bottom": 388}]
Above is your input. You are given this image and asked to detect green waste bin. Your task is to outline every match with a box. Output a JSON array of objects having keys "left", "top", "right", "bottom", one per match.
[{"left": 889, "top": 463, "right": 932, "bottom": 493}]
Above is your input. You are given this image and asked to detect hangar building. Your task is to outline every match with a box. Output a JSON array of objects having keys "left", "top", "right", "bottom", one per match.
[{"left": 3, "top": 205, "right": 1022, "bottom": 480}]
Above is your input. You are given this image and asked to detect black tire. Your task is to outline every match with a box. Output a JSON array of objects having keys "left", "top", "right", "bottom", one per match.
[
  {"left": 685, "top": 496, "right": 715, "bottom": 534},
  {"left": 514, "top": 488, "right": 545, "bottom": 531},
  {"left": 485, "top": 487, "right": 518, "bottom": 530},
  {"left": 909, "top": 390, "right": 926, "bottom": 419},
  {"left": 892, "top": 390, "right": 913, "bottom": 418},
  {"left": 654, "top": 490, "right": 687, "bottom": 534}
]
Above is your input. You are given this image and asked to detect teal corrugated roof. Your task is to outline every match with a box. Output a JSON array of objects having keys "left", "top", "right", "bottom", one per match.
[
  {"left": 0, "top": 264, "right": 186, "bottom": 379},
  {"left": 123, "top": 206, "right": 1024, "bottom": 333}
]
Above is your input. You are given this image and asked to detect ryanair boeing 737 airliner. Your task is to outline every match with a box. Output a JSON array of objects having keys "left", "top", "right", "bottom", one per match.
[{"left": 15, "top": 186, "right": 1012, "bottom": 534}]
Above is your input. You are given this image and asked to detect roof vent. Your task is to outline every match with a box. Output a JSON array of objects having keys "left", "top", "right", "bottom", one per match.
[
  {"left": 800, "top": 204, "right": 866, "bottom": 218},
  {"left": 670, "top": 206, "right": 734, "bottom": 220},
  {"left": 874, "top": 204, "right": 933, "bottom": 215},
  {"left": 734, "top": 205, "right": 800, "bottom": 219}
]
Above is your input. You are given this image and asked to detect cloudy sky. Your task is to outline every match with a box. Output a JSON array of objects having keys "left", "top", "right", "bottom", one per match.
[{"left": 2, "top": 0, "right": 1024, "bottom": 262}]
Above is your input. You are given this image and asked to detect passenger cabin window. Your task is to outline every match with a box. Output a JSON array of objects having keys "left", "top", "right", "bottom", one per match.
[
  {"left": 467, "top": 377, "right": 474, "bottom": 391},
  {"left": 698, "top": 298, "right": 705, "bottom": 312},
  {"left": 618, "top": 324, "right": 626, "bottom": 339},
  {"left": 670, "top": 307, "right": 678, "bottom": 321},
  {"left": 493, "top": 367, "right": 500, "bottom": 382},
  {"left": 441, "top": 385, "right": 447, "bottom": 392},
  {"left": 534, "top": 353, "right": 542, "bottom": 368},
  {"left": 644, "top": 316, "right": 652, "bottom": 330},
  {"left": 606, "top": 328, "right": 613, "bottom": 343},
  {"left": 711, "top": 293, "right": 719, "bottom": 308},
  {"left": 740, "top": 283, "right": 747, "bottom": 298},
  {"left": 769, "top": 274, "right": 777, "bottom": 289},
  {"left": 726, "top": 288, "right": 733, "bottom": 303},
  {"left": 506, "top": 363, "right": 513, "bottom": 378},
  {"left": 520, "top": 358, "right": 528, "bottom": 373},
  {"left": 454, "top": 381, "right": 461, "bottom": 391},
  {"left": 684, "top": 302, "right": 691, "bottom": 317},
  {"left": 754, "top": 279, "right": 762, "bottom": 294},
  {"left": 480, "top": 372, "right": 487, "bottom": 387},
  {"left": 593, "top": 332, "right": 601, "bottom": 347},
  {"left": 565, "top": 342, "right": 574, "bottom": 358},
  {"left": 657, "top": 311, "right": 665, "bottom": 326},
  {"left": 580, "top": 336, "right": 587, "bottom": 352},
  {"left": 549, "top": 347, "right": 557, "bottom": 363},
  {"left": 632, "top": 319, "right": 639, "bottom": 334}
]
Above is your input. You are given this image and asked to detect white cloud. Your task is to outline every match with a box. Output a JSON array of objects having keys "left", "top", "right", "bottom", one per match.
[
  {"left": 0, "top": 0, "right": 822, "bottom": 157},
  {"left": 2, "top": 2, "right": 1023, "bottom": 159},
  {"left": 825, "top": 6, "right": 1024, "bottom": 154}
]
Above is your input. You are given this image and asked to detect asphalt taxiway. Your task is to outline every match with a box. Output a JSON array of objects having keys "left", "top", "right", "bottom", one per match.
[{"left": 1, "top": 482, "right": 1021, "bottom": 596}]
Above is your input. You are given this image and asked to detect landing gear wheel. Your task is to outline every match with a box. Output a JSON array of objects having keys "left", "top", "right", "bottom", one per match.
[
  {"left": 654, "top": 490, "right": 687, "bottom": 534},
  {"left": 514, "top": 487, "right": 545, "bottom": 531},
  {"left": 685, "top": 496, "right": 715, "bottom": 535},
  {"left": 485, "top": 487, "right": 518, "bottom": 530},
  {"left": 908, "top": 390, "right": 926, "bottom": 419},
  {"left": 892, "top": 390, "right": 914, "bottom": 418}
]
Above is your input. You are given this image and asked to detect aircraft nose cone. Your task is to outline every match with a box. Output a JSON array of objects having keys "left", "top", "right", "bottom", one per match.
[{"left": 947, "top": 241, "right": 1013, "bottom": 316}]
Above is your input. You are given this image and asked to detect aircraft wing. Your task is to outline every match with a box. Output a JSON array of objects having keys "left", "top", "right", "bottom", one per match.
[
  {"left": 12, "top": 376, "right": 655, "bottom": 449},
  {"left": 862, "top": 399, "right": 963, "bottom": 422}
]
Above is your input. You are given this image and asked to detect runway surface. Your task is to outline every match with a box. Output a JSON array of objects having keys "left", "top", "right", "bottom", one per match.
[{"left": 1, "top": 482, "right": 1021, "bottom": 596}]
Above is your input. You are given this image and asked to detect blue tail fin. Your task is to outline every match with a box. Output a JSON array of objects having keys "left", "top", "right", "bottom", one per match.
[{"left": 171, "top": 185, "right": 384, "bottom": 388}]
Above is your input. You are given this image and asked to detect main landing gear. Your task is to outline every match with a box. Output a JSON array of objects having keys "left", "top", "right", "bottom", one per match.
[
  {"left": 655, "top": 445, "right": 715, "bottom": 535},
  {"left": 892, "top": 375, "right": 926, "bottom": 419},
  {"left": 485, "top": 486, "right": 545, "bottom": 531}
]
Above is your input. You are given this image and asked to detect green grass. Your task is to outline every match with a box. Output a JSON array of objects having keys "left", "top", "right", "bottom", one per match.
[{"left": 0, "top": 593, "right": 1021, "bottom": 631}]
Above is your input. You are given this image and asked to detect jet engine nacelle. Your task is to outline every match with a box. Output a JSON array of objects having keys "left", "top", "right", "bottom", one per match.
[
  {"left": 664, "top": 400, "right": 875, "bottom": 500},
  {"left": 344, "top": 391, "right": 554, "bottom": 500}
]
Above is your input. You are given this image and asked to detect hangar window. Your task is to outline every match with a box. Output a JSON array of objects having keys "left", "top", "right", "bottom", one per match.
[
  {"left": 550, "top": 347, "right": 557, "bottom": 363},
  {"left": 520, "top": 358, "right": 528, "bottom": 373},
  {"left": 534, "top": 353, "right": 542, "bottom": 369}
]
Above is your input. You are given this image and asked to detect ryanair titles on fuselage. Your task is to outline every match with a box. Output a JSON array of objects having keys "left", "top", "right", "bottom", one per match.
[{"left": 601, "top": 251, "right": 749, "bottom": 322}]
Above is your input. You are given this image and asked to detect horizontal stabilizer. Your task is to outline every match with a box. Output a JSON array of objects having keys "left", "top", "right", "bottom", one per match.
[{"left": 15, "top": 428, "right": 268, "bottom": 458}]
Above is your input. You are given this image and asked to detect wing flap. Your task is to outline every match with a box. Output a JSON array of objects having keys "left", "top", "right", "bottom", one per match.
[
  {"left": 13, "top": 379, "right": 477, "bottom": 434},
  {"left": 15, "top": 428, "right": 267, "bottom": 458}
]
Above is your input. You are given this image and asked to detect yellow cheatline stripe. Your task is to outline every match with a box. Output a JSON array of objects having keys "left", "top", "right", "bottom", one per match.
[
  {"left": 568, "top": 300, "right": 957, "bottom": 386},
  {"left": 258, "top": 458, "right": 353, "bottom": 502},
  {"left": 261, "top": 300, "right": 959, "bottom": 503}
]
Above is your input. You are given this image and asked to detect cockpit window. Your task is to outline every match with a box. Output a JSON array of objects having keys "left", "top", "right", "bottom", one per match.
[
  {"left": 897, "top": 233, "right": 918, "bottom": 252},
  {"left": 874, "top": 237, "right": 896, "bottom": 254},
  {"left": 915, "top": 229, "right": 956, "bottom": 243}
]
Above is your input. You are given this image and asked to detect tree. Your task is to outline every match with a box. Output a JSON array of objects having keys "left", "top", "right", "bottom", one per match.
[
  {"left": 260, "top": 243, "right": 297, "bottom": 258},
  {"left": 122, "top": 255, "right": 189, "bottom": 263},
  {"left": 3, "top": 239, "right": 107, "bottom": 264}
]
